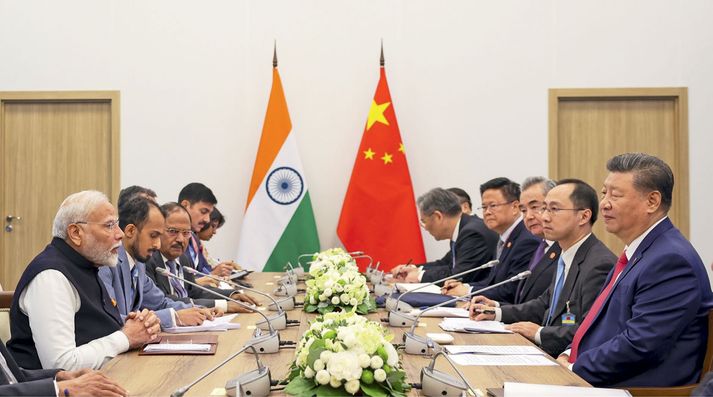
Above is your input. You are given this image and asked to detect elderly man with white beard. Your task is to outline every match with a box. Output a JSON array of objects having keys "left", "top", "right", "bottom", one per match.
[{"left": 7, "top": 190, "right": 161, "bottom": 371}]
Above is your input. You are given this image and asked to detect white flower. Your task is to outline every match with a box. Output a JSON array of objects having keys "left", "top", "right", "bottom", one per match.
[
  {"left": 335, "top": 284, "right": 344, "bottom": 293},
  {"left": 304, "top": 366, "right": 315, "bottom": 378},
  {"left": 345, "top": 379, "right": 360, "bottom": 395},
  {"left": 324, "top": 288, "right": 333, "bottom": 297},
  {"left": 350, "top": 298, "right": 358, "bottom": 306},
  {"left": 313, "top": 359, "right": 325, "bottom": 371},
  {"left": 340, "top": 294, "right": 350, "bottom": 304},
  {"left": 374, "top": 368, "right": 386, "bottom": 383},
  {"left": 330, "top": 376, "right": 342, "bottom": 388},
  {"left": 370, "top": 356, "right": 383, "bottom": 369},
  {"left": 320, "top": 350, "right": 333, "bottom": 363},
  {"left": 358, "top": 353, "right": 371, "bottom": 368},
  {"left": 319, "top": 294, "right": 326, "bottom": 302},
  {"left": 309, "top": 295, "right": 317, "bottom": 305},
  {"left": 316, "top": 369, "right": 330, "bottom": 385},
  {"left": 385, "top": 343, "right": 399, "bottom": 367},
  {"left": 331, "top": 296, "right": 340, "bottom": 305},
  {"left": 326, "top": 351, "right": 363, "bottom": 381}
]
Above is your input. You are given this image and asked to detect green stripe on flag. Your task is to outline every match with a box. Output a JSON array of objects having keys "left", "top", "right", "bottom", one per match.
[{"left": 263, "top": 192, "right": 320, "bottom": 271}]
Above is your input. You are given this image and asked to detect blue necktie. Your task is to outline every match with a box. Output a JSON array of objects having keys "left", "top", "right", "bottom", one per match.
[
  {"left": 130, "top": 265, "right": 140, "bottom": 309},
  {"left": 546, "top": 257, "right": 566, "bottom": 325},
  {"left": 450, "top": 240, "right": 456, "bottom": 270},
  {"left": 166, "top": 260, "right": 188, "bottom": 298}
]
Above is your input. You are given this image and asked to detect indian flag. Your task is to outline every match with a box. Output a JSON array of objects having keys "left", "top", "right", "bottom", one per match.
[{"left": 236, "top": 64, "right": 320, "bottom": 271}]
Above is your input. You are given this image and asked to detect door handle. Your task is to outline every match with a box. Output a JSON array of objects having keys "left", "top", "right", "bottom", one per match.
[{"left": 5, "top": 215, "right": 21, "bottom": 232}]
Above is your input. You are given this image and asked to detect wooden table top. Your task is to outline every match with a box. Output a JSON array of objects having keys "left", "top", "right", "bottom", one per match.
[{"left": 102, "top": 272, "right": 589, "bottom": 396}]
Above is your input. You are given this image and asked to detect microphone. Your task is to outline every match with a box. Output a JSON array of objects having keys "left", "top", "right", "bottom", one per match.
[
  {"left": 402, "top": 271, "right": 532, "bottom": 355},
  {"left": 171, "top": 344, "right": 271, "bottom": 397},
  {"left": 156, "top": 268, "right": 284, "bottom": 354},
  {"left": 184, "top": 267, "right": 298, "bottom": 312},
  {"left": 385, "top": 259, "right": 499, "bottom": 313},
  {"left": 419, "top": 351, "right": 476, "bottom": 397}
]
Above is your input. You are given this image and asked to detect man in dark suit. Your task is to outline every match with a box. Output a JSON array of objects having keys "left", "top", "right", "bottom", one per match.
[
  {"left": 144, "top": 202, "right": 257, "bottom": 312},
  {"left": 557, "top": 153, "right": 713, "bottom": 387},
  {"left": 470, "top": 179, "right": 615, "bottom": 357},
  {"left": 1, "top": 343, "right": 126, "bottom": 396},
  {"left": 512, "top": 177, "right": 560, "bottom": 304},
  {"left": 444, "top": 178, "right": 540, "bottom": 304},
  {"left": 390, "top": 188, "right": 498, "bottom": 285}
]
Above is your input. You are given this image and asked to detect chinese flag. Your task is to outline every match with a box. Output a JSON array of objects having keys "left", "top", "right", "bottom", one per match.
[{"left": 337, "top": 64, "right": 426, "bottom": 272}]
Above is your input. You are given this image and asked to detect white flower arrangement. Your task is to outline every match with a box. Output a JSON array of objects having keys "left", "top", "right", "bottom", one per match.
[
  {"left": 285, "top": 311, "right": 409, "bottom": 397},
  {"left": 304, "top": 248, "right": 376, "bottom": 314}
]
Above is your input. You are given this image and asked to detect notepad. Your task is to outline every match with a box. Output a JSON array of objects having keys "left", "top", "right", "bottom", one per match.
[
  {"left": 163, "top": 313, "right": 241, "bottom": 333},
  {"left": 395, "top": 283, "right": 443, "bottom": 294},
  {"left": 439, "top": 318, "right": 512, "bottom": 333},
  {"left": 449, "top": 354, "right": 556, "bottom": 366},
  {"left": 445, "top": 345, "right": 544, "bottom": 355},
  {"left": 143, "top": 343, "right": 212, "bottom": 353},
  {"left": 410, "top": 307, "right": 470, "bottom": 318},
  {"left": 504, "top": 382, "right": 632, "bottom": 396}
]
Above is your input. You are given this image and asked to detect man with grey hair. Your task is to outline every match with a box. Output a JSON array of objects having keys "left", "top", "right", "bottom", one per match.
[
  {"left": 8, "top": 190, "right": 161, "bottom": 371},
  {"left": 557, "top": 153, "right": 713, "bottom": 388},
  {"left": 391, "top": 188, "right": 498, "bottom": 284}
]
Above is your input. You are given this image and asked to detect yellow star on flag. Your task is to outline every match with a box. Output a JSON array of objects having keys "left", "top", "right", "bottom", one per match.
[
  {"left": 381, "top": 152, "right": 393, "bottom": 165},
  {"left": 363, "top": 148, "right": 375, "bottom": 160},
  {"left": 398, "top": 143, "right": 405, "bottom": 153},
  {"left": 367, "top": 100, "right": 390, "bottom": 130}
]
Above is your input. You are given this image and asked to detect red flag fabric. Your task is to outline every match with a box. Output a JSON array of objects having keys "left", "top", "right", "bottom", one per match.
[{"left": 337, "top": 66, "right": 426, "bottom": 272}]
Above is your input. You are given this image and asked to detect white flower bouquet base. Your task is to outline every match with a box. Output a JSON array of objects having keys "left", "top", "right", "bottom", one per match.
[{"left": 285, "top": 311, "right": 410, "bottom": 397}]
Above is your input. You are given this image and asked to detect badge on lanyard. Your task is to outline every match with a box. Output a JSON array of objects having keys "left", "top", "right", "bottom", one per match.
[{"left": 561, "top": 301, "right": 576, "bottom": 325}]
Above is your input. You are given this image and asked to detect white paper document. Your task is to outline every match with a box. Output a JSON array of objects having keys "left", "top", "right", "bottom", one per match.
[
  {"left": 410, "top": 307, "right": 470, "bottom": 318},
  {"left": 504, "top": 382, "right": 632, "bottom": 397},
  {"left": 163, "top": 313, "right": 241, "bottom": 334},
  {"left": 143, "top": 343, "right": 212, "bottom": 353},
  {"left": 439, "top": 318, "right": 512, "bottom": 333},
  {"left": 449, "top": 354, "right": 556, "bottom": 366},
  {"left": 394, "top": 283, "right": 443, "bottom": 294},
  {"left": 445, "top": 345, "right": 544, "bottom": 355}
]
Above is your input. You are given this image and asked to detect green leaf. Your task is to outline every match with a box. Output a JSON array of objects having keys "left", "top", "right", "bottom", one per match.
[
  {"left": 360, "top": 382, "right": 389, "bottom": 397},
  {"left": 313, "top": 385, "right": 348, "bottom": 396},
  {"left": 307, "top": 339, "right": 326, "bottom": 368},
  {"left": 305, "top": 304, "right": 318, "bottom": 313},
  {"left": 284, "top": 376, "right": 317, "bottom": 397}
]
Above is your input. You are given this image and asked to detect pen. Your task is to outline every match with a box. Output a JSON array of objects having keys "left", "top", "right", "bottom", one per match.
[
  {"left": 442, "top": 278, "right": 463, "bottom": 291},
  {"left": 475, "top": 309, "right": 496, "bottom": 315},
  {"left": 396, "top": 259, "right": 413, "bottom": 279}
]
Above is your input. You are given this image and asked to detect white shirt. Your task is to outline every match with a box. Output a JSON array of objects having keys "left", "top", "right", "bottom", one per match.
[
  {"left": 500, "top": 216, "right": 523, "bottom": 247},
  {"left": 562, "top": 217, "right": 667, "bottom": 368},
  {"left": 18, "top": 270, "right": 129, "bottom": 370},
  {"left": 160, "top": 253, "right": 228, "bottom": 312}
]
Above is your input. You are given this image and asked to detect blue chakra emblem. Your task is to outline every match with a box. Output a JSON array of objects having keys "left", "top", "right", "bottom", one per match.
[{"left": 265, "top": 166, "right": 304, "bottom": 205}]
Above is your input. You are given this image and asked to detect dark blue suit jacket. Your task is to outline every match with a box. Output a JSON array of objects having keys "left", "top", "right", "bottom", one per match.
[
  {"left": 573, "top": 218, "right": 713, "bottom": 387},
  {"left": 468, "top": 220, "right": 540, "bottom": 304},
  {"left": 0, "top": 343, "right": 58, "bottom": 396}
]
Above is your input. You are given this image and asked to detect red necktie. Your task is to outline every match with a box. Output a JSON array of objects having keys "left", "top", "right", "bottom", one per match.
[{"left": 569, "top": 252, "right": 628, "bottom": 363}]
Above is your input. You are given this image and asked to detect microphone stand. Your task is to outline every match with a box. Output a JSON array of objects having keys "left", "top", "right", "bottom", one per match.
[
  {"left": 419, "top": 351, "right": 477, "bottom": 397},
  {"left": 171, "top": 345, "right": 270, "bottom": 397},
  {"left": 386, "top": 259, "right": 499, "bottom": 314},
  {"left": 157, "top": 268, "right": 285, "bottom": 353},
  {"left": 403, "top": 271, "right": 532, "bottom": 355}
]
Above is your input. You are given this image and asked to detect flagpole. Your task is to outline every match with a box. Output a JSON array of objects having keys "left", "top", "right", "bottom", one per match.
[
  {"left": 273, "top": 40, "right": 278, "bottom": 68},
  {"left": 380, "top": 39, "right": 385, "bottom": 67}
]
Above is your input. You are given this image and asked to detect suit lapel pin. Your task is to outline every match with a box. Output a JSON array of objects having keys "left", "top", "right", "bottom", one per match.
[
  {"left": 111, "top": 298, "right": 117, "bottom": 307},
  {"left": 506, "top": 241, "right": 512, "bottom": 248},
  {"left": 549, "top": 252, "right": 556, "bottom": 259}
]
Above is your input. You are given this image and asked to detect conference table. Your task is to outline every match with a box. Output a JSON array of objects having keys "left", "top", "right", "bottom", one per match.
[{"left": 102, "top": 272, "right": 590, "bottom": 396}]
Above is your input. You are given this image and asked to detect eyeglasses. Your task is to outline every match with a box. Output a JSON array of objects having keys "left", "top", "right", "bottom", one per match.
[
  {"left": 74, "top": 219, "right": 120, "bottom": 231},
  {"left": 538, "top": 206, "right": 585, "bottom": 215},
  {"left": 165, "top": 227, "right": 192, "bottom": 238},
  {"left": 479, "top": 201, "right": 515, "bottom": 212},
  {"left": 520, "top": 203, "right": 545, "bottom": 214}
]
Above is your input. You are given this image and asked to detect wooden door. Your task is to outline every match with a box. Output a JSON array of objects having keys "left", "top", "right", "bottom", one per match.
[
  {"left": 0, "top": 91, "right": 120, "bottom": 289},
  {"left": 549, "top": 88, "right": 688, "bottom": 254}
]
